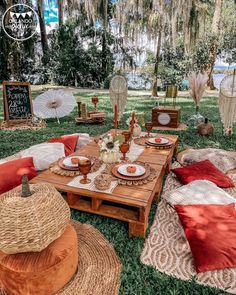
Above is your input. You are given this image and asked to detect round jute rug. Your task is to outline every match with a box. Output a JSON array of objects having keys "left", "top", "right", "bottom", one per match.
[{"left": 57, "top": 220, "right": 122, "bottom": 295}]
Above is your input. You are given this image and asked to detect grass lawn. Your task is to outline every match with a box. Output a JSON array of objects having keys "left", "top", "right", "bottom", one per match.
[{"left": 0, "top": 90, "right": 235, "bottom": 295}]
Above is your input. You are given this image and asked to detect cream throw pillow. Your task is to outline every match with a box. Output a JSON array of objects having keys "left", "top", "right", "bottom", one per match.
[
  {"left": 180, "top": 148, "right": 236, "bottom": 173},
  {"left": 20, "top": 142, "right": 65, "bottom": 171},
  {"left": 164, "top": 180, "right": 236, "bottom": 206}
]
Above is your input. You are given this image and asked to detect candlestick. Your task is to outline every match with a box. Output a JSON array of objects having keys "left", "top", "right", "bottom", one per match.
[
  {"left": 130, "top": 111, "right": 135, "bottom": 134},
  {"left": 114, "top": 104, "right": 118, "bottom": 129},
  {"left": 77, "top": 101, "right": 82, "bottom": 117}
]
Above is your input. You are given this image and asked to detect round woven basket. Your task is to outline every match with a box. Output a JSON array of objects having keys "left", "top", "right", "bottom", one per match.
[{"left": 0, "top": 183, "right": 71, "bottom": 254}]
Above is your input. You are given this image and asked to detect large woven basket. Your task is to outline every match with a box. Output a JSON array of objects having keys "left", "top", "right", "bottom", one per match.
[{"left": 0, "top": 183, "right": 71, "bottom": 254}]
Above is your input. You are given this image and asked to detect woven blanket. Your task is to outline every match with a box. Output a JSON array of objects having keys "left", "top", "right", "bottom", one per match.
[{"left": 141, "top": 163, "right": 236, "bottom": 294}]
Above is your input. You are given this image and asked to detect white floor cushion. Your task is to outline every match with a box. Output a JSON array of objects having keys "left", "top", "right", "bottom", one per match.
[
  {"left": 20, "top": 142, "right": 65, "bottom": 171},
  {"left": 164, "top": 180, "right": 236, "bottom": 206}
]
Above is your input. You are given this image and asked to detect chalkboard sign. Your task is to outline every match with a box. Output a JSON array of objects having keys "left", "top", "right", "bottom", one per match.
[{"left": 3, "top": 81, "right": 33, "bottom": 122}]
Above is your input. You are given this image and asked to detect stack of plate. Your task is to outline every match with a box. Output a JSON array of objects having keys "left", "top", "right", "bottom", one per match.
[
  {"left": 146, "top": 137, "right": 171, "bottom": 147},
  {"left": 58, "top": 156, "right": 89, "bottom": 171},
  {"left": 111, "top": 163, "right": 150, "bottom": 181}
]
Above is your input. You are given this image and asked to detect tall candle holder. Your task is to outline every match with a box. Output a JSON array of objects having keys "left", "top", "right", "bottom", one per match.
[{"left": 76, "top": 97, "right": 82, "bottom": 117}]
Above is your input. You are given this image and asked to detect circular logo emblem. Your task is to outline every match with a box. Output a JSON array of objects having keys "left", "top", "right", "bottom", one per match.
[
  {"left": 2, "top": 4, "right": 38, "bottom": 41},
  {"left": 158, "top": 113, "right": 171, "bottom": 125}
]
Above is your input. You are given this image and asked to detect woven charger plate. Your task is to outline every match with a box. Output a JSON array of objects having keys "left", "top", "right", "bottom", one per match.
[
  {"left": 134, "top": 136, "right": 173, "bottom": 149},
  {"left": 50, "top": 156, "right": 103, "bottom": 177}
]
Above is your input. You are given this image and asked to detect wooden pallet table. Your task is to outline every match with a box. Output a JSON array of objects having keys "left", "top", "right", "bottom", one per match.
[{"left": 31, "top": 131, "right": 179, "bottom": 237}]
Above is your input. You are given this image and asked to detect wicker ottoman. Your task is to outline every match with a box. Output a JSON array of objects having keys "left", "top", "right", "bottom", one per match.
[{"left": 0, "top": 224, "right": 78, "bottom": 295}]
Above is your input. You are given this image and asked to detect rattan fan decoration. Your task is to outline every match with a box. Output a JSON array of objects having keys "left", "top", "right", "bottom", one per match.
[
  {"left": 109, "top": 75, "right": 128, "bottom": 120},
  {"left": 0, "top": 180, "right": 71, "bottom": 254},
  {"left": 219, "top": 70, "right": 236, "bottom": 135}
]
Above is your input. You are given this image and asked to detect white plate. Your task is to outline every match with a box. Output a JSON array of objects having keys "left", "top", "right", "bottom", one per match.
[
  {"left": 148, "top": 137, "right": 169, "bottom": 145},
  {"left": 63, "top": 156, "right": 89, "bottom": 167},
  {"left": 118, "top": 164, "right": 146, "bottom": 177}
]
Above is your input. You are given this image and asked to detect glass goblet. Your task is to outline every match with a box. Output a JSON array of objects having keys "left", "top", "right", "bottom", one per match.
[
  {"left": 120, "top": 142, "right": 130, "bottom": 161},
  {"left": 145, "top": 122, "right": 153, "bottom": 138},
  {"left": 79, "top": 159, "right": 92, "bottom": 184},
  {"left": 91, "top": 96, "right": 99, "bottom": 112},
  {"left": 122, "top": 131, "right": 131, "bottom": 143}
]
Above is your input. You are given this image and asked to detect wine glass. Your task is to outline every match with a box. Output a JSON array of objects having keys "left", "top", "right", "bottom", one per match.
[
  {"left": 122, "top": 131, "right": 131, "bottom": 143},
  {"left": 91, "top": 96, "right": 99, "bottom": 112},
  {"left": 145, "top": 122, "right": 153, "bottom": 137},
  {"left": 79, "top": 159, "right": 92, "bottom": 184},
  {"left": 120, "top": 142, "right": 130, "bottom": 161}
]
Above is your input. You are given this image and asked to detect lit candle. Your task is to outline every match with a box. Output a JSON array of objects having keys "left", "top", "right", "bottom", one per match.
[
  {"left": 114, "top": 104, "right": 118, "bottom": 129},
  {"left": 131, "top": 111, "right": 135, "bottom": 133}
]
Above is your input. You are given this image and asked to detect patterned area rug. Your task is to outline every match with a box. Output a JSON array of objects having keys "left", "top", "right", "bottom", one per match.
[{"left": 141, "top": 164, "right": 236, "bottom": 294}]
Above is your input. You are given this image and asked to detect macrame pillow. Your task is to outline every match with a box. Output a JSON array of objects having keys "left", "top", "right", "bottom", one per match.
[
  {"left": 178, "top": 148, "right": 236, "bottom": 173},
  {"left": 165, "top": 180, "right": 236, "bottom": 206}
]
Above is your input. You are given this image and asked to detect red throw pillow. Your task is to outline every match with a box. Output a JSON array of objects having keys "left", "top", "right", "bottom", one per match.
[
  {"left": 0, "top": 157, "right": 38, "bottom": 195},
  {"left": 172, "top": 160, "right": 234, "bottom": 188},
  {"left": 175, "top": 204, "right": 236, "bottom": 273},
  {"left": 48, "top": 135, "right": 79, "bottom": 156}
]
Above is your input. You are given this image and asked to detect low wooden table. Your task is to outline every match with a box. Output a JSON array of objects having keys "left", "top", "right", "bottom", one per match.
[{"left": 31, "top": 132, "right": 179, "bottom": 237}]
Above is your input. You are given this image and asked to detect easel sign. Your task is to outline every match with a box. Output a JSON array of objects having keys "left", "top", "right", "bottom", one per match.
[{"left": 3, "top": 81, "right": 33, "bottom": 125}]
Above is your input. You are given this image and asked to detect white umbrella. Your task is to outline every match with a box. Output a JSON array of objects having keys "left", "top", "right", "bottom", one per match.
[{"left": 33, "top": 89, "right": 76, "bottom": 124}]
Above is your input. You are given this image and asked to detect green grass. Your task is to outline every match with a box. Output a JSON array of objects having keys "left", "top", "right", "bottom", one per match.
[{"left": 0, "top": 91, "right": 235, "bottom": 295}]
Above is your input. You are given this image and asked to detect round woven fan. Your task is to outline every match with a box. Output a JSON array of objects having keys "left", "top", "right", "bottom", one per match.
[
  {"left": 109, "top": 75, "right": 128, "bottom": 120},
  {"left": 219, "top": 71, "right": 236, "bottom": 134}
]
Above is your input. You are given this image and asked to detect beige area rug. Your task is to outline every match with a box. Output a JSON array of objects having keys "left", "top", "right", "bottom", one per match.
[
  {"left": 58, "top": 221, "right": 121, "bottom": 295},
  {"left": 152, "top": 122, "right": 188, "bottom": 131},
  {"left": 141, "top": 165, "right": 236, "bottom": 294}
]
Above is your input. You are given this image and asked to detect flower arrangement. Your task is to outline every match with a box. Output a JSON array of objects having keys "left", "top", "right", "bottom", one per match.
[
  {"left": 99, "top": 133, "right": 125, "bottom": 164},
  {"left": 99, "top": 134, "right": 120, "bottom": 154}
]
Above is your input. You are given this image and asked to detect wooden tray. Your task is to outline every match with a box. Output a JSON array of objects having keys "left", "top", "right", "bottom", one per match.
[{"left": 111, "top": 162, "right": 150, "bottom": 181}]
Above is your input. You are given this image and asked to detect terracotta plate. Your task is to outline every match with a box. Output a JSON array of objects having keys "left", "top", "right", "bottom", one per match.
[
  {"left": 111, "top": 162, "right": 150, "bottom": 181},
  {"left": 58, "top": 157, "right": 94, "bottom": 171}
]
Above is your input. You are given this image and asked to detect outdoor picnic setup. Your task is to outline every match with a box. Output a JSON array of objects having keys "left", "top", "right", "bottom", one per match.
[{"left": 0, "top": 1, "right": 236, "bottom": 295}]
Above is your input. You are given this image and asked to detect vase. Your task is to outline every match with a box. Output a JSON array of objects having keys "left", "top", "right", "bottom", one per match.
[
  {"left": 130, "top": 124, "right": 142, "bottom": 137},
  {"left": 100, "top": 151, "right": 119, "bottom": 164}
]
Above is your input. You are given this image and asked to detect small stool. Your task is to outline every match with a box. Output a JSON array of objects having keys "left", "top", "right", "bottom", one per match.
[{"left": 0, "top": 224, "right": 78, "bottom": 295}]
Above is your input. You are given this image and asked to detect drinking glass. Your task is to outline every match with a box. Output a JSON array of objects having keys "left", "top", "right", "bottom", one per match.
[
  {"left": 79, "top": 159, "right": 92, "bottom": 184},
  {"left": 122, "top": 131, "right": 131, "bottom": 143},
  {"left": 120, "top": 142, "right": 130, "bottom": 160},
  {"left": 145, "top": 122, "right": 153, "bottom": 137},
  {"left": 91, "top": 96, "right": 99, "bottom": 112}
]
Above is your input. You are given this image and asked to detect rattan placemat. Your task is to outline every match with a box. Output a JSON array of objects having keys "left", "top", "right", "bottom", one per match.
[{"left": 50, "top": 156, "right": 103, "bottom": 177}]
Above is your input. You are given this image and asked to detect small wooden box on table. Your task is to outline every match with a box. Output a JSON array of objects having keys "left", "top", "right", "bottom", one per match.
[{"left": 31, "top": 132, "right": 178, "bottom": 237}]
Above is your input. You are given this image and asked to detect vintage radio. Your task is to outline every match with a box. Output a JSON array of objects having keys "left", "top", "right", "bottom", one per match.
[{"left": 152, "top": 106, "right": 181, "bottom": 128}]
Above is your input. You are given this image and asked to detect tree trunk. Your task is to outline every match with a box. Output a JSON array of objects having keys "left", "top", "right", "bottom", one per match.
[
  {"left": 207, "top": 0, "right": 223, "bottom": 89},
  {"left": 58, "top": 0, "right": 63, "bottom": 27},
  {"left": 101, "top": 0, "right": 108, "bottom": 80},
  {"left": 171, "top": 2, "right": 177, "bottom": 49},
  {"left": 37, "top": 0, "right": 48, "bottom": 57},
  {"left": 152, "top": 28, "right": 162, "bottom": 97}
]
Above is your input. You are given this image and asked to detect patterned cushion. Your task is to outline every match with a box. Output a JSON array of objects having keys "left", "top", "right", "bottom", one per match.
[
  {"left": 178, "top": 148, "right": 236, "bottom": 173},
  {"left": 165, "top": 180, "right": 236, "bottom": 206}
]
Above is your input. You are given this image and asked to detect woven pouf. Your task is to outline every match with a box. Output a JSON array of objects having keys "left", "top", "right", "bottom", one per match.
[
  {"left": 0, "top": 183, "right": 70, "bottom": 254},
  {"left": 0, "top": 224, "right": 78, "bottom": 295}
]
